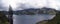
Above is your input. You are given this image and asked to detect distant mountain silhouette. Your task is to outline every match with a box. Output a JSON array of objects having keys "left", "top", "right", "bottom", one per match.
[
  {"left": 0, "top": 7, "right": 56, "bottom": 15},
  {"left": 14, "top": 7, "right": 56, "bottom": 15}
]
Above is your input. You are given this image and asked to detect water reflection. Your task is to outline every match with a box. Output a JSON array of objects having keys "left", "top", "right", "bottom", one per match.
[{"left": 13, "top": 14, "right": 55, "bottom": 24}]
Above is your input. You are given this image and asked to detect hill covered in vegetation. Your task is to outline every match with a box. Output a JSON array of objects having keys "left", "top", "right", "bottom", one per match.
[
  {"left": 0, "top": 11, "right": 9, "bottom": 24},
  {"left": 36, "top": 10, "right": 60, "bottom": 24},
  {"left": 15, "top": 7, "right": 56, "bottom": 15}
]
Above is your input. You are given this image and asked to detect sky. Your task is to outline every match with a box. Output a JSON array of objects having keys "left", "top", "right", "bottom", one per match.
[{"left": 0, "top": 0, "right": 60, "bottom": 11}]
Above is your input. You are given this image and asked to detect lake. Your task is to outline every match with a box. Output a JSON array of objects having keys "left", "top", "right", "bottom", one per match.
[{"left": 13, "top": 14, "right": 55, "bottom": 24}]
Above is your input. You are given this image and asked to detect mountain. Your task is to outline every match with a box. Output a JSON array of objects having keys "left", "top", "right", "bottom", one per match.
[
  {"left": 14, "top": 7, "right": 56, "bottom": 15},
  {"left": 0, "top": 7, "right": 56, "bottom": 15}
]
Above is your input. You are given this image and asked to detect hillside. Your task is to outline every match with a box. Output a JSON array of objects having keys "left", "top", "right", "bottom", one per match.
[
  {"left": 0, "top": 11, "right": 9, "bottom": 24},
  {"left": 36, "top": 10, "right": 60, "bottom": 24},
  {"left": 15, "top": 7, "right": 56, "bottom": 15}
]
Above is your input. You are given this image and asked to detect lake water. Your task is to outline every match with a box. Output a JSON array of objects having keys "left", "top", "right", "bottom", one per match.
[{"left": 13, "top": 14, "right": 55, "bottom": 24}]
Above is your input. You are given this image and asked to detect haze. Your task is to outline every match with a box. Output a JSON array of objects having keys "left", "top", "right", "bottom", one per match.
[{"left": 0, "top": 0, "right": 60, "bottom": 11}]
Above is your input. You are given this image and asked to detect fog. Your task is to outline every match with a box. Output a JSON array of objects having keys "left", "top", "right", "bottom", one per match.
[
  {"left": 0, "top": 0, "right": 9, "bottom": 11},
  {"left": 0, "top": 0, "right": 60, "bottom": 11}
]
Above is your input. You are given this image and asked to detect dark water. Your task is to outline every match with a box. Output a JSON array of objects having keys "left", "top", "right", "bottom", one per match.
[{"left": 13, "top": 14, "right": 55, "bottom": 24}]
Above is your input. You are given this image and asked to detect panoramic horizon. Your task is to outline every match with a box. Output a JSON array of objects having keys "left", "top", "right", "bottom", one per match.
[{"left": 0, "top": 0, "right": 60, "bottom": 24}]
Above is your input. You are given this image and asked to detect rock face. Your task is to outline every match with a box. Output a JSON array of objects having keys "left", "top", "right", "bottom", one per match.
[
  {"left": 8, "top": 5, "right": 13, "bottom": 24},
  {"left": 15, "top": 7, "right": 56, "bottom": 15}
]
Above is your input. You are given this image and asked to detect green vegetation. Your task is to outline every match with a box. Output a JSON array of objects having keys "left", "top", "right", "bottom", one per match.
[
  {"left": 20, "top": 11, "right": 35, "bottom": 15},
  {"left": 36, "top": 11, "right": 60, "bottom": 24},
  {"left": 46, "top": 11, "right": 60, "bottom": 24},
  {"left": 0, "top": 11, "right": 9, "bottom": 24}
]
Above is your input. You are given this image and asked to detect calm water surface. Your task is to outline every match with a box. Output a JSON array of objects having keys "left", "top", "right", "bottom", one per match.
[{"left": 13, "top": 14, "right": 55, "bottom": 24}]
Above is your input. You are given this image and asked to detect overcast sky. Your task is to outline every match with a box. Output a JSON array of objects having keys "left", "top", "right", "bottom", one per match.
[{"left": 0, "top": 0, "right": 60, "bottom": 11}]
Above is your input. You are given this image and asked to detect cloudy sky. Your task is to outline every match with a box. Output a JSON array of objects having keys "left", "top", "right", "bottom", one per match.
[{"left": 0, "top": 0, "right": 60, "bottom": 11}]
